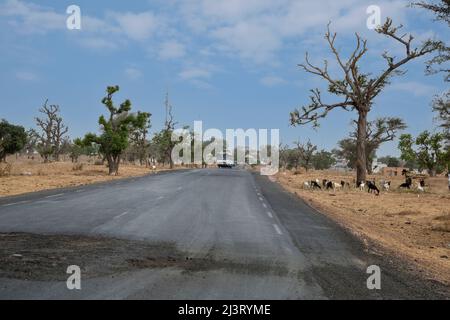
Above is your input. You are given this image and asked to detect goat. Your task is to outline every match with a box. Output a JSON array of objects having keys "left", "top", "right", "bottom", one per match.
[
  {"left": 399, "top": 177, "right": 412, "bottom": 189},
  {"left": 367, "top": 180, "right": 380, "bottom": 195},
  {"left": 325, "top": 181, "right": 334, "bottom": 190},
  {"left": 333, "top": 182, "right": 342, "bottom": 191},
  {"left": 310, "top": 180, "right": 322, "bottom": 189},
  {"left": 322, "top": 179, "right": 328, "bottom": 188},
  {"left": 417, "top": 182, "right": 425, "bottom": 193},
  {"left": 303, "top": 181, "right": 311, "bottom": 189},
  {"left": 382, "top": 181, "right": 391, "bottom": 191},
  {"left": 359, "top": 182, "right": 365, "bottom": 191}
]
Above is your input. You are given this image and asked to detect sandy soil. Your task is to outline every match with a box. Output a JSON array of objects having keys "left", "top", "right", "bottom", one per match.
[
  {"left": 0, "top": 156, "right": 176, "bottom": 197},
  {"left": 275, "top": 169, "right": 450, "bottom": 285}
]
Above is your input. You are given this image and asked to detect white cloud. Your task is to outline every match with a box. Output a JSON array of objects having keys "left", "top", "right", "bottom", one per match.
[
  {"left": 124, "top": 67, "right": 142, "bottom": 80},
  {"left": 179, "top": 67, "right": 212, "bottom": 81},
  {"left": 0, "top": 0, "right": 65, "bottom": 34},
  {"left": 158, "top": 40, "right": 186, "bottom": 60},
  {"left": 260, "top": 75, "right": 287, "bottom": 87},
  {"left": 178, "top": 64, "right": 219, "bottom": 88},
  {"left": 179, "top": 0, "right": 409, "bottom": 64},
  {"left": 211, "top": 22, "right": 281, "bottom": 63},
  {"left": 15, "top": 71, "right": 37, "bottom": 81},
  {"left": 112, "top": 11, "right": 160, "bottom": 41}
]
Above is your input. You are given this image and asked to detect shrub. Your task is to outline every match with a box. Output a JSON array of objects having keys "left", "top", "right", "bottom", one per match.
[
  {"left": 0, "top": 163, "right": 12, "bottom": 177},
  {"left": 72, "top": 163, "right": 84, "bottom": 171}
]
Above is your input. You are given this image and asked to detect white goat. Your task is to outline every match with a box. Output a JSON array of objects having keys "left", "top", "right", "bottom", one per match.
[
  {"left": 333, "top": 182, "right": 342, "bottom": 191},
  {"left": 417, "top": 182, "right": 425, "bottom": 193},
  {"left": 359, "top": 182, "right": 365, "bottom": 191}
]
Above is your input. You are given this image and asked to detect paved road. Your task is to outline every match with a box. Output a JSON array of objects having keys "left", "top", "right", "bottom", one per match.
[{"left": 0, "top": 168, "right": 447, "bottom": 299}]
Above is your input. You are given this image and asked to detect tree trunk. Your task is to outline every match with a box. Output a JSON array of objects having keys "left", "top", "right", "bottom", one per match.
[
  {"left": 107, "top": 155, "right": 118, "bottom": 176},
  {"left": 366, "top": 158, "right": 373, "bottom": 174},
  {"left": 168, "top": 151, "right": 174, "bottom": 169},
  {"left": 356, "top": 110, "right": 368, "bottom": 184}
]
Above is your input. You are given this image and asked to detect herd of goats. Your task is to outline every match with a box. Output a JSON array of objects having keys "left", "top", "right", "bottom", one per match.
[{"left": 303, "top": 176, "right": 426, "bottom": 196}]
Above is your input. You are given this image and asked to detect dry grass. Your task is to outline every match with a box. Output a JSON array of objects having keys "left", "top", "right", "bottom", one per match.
[
  {"left": 0, "top": 156, "right": 175, "bottom": 197},
  {"left": 275, "top": 169, "right": 450, "bottom": 285}
]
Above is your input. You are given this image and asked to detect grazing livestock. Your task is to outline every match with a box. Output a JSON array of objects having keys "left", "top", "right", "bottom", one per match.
[
  {"left": 366, "top": 181, "right": 380, "bottom": 195},
  {"left": 333, "top": 182, "right": 342, "bottom": 191},
  {"left": 417, "top": 182, "right": 425, "bottom": 193},
  {"left": 326, "top": 181, "right": 341, "bottom": 191},
  {"left": 303, "top": 181, "right": 311, "bottom": 189},
  {"left": 322, "top": 179, "right": 328, "bottom": 188},
  {"left": 310, "top": 180, "right": 322, "bottom": 189},
  {"left": 399, "top": 177, "right": 412, "bottom": 189},
  {"left": 382, "top": 181, "right": 391, "bottom": 191},
  {"left": 359, "top": 182, "right": 365, "bottom": 191}
]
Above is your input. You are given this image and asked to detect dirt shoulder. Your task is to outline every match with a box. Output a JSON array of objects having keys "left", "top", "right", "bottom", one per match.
[
  {"left": 0, "top": 157, "right": 182, "bottom": 198},
  {"left": 274, "top": 170, "right": 450, "bottom": 286}
]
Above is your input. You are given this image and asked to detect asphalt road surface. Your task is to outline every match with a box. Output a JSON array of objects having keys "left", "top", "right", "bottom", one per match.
[{"left": 0, "top": 168, "right": 448, "bottom": 299}]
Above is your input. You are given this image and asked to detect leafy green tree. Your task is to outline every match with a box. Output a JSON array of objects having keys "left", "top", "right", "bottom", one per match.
[
  {"left": 83, "top": 86, "right": 139, "bottom": 175},
  {"left": 290, "top": 19, "right": 439, "bottom": 184},
  {"left": 378, "top": 156, "right": 401, "bottom": 167},
  {"left": 128, "top": 112, "right": 152, "bottom": 166},
  {"left": 333, "top": 138, "right": 376, "bottom": 171},
  {"left": 432, "top": 91, "right": 450, "bottom": 139},
  {"left": 334, "top": 117, "right": 406, "bottom": 173},
  {"left": 68, "top": 138, "right": 85, "bottom": 163},
  {"left": 0, "top": 120, "right": 27, "bottom": 162},
  {"left": 399, "top": 131, "right": 447, "bottom": 176},
  {"left": 293, "top": 140, "right": 317, "bottom": 171},
  {"left": 312, "top": 150, "right": 336, "bottom": 170},
  {"left": 152, "top": 93, "right": 177, "bottom": 168}
]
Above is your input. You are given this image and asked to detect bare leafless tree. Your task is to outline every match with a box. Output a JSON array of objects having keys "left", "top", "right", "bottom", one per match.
[
  {"left": 290, "top": 19, "right": 440, "bottom": 183},
  {"left": 35, "top": 99, "right": 68, "bottom": 162}
]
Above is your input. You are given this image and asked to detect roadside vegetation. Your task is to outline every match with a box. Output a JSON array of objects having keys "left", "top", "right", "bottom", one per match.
[{"left": 277, "top": 2, "right": 450, "bottom": 285}]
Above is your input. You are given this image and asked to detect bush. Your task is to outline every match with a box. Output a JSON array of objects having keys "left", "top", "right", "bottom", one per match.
[
  {"left": 72, "top": 163, "right": 84, "bottom": 171},
  {"left": 0, "top": 163, "right": 12, "bottom": 177}
]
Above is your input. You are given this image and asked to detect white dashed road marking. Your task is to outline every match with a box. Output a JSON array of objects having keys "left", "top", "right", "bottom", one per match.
[
  {"left": 45, "top": 193, "right": 64, "bottom": 199},
  {"left": 273, "top": 224, "right": 283, "bottom": 235},
  {"left": 267, "top": 211, "right": 273, "bottom": 218},
  {"left": 262, "top": 203, "right": 267, "bottom": 209},
  {"left": 1, "top": 200, "right": 29, "bottom": 207},
  {"left": 114, "top": 211, "right": 129, "bottom": 219}
]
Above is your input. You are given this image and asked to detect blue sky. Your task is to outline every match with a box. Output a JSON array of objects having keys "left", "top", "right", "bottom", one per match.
[{"left": 0, "top": 0, "right": 448, "bottom": 157}]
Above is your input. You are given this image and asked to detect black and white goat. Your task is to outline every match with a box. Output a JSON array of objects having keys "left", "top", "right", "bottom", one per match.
[{"left": 366, "top": 180, "right": 380, "bottom": 195}]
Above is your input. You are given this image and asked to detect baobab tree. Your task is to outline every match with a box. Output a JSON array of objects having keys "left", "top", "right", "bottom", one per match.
[
  {"left": 35, "top": 100, "right": 68, "bottom": 162},
  {"left": 290, "top": 19, "right": 440, "bottom": 184},
  {"left": 413, "top": 0, "right": 449, "bottom": 81},
  {"left": 335, "top": 117, "right": 406, "bottom": 173}
]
